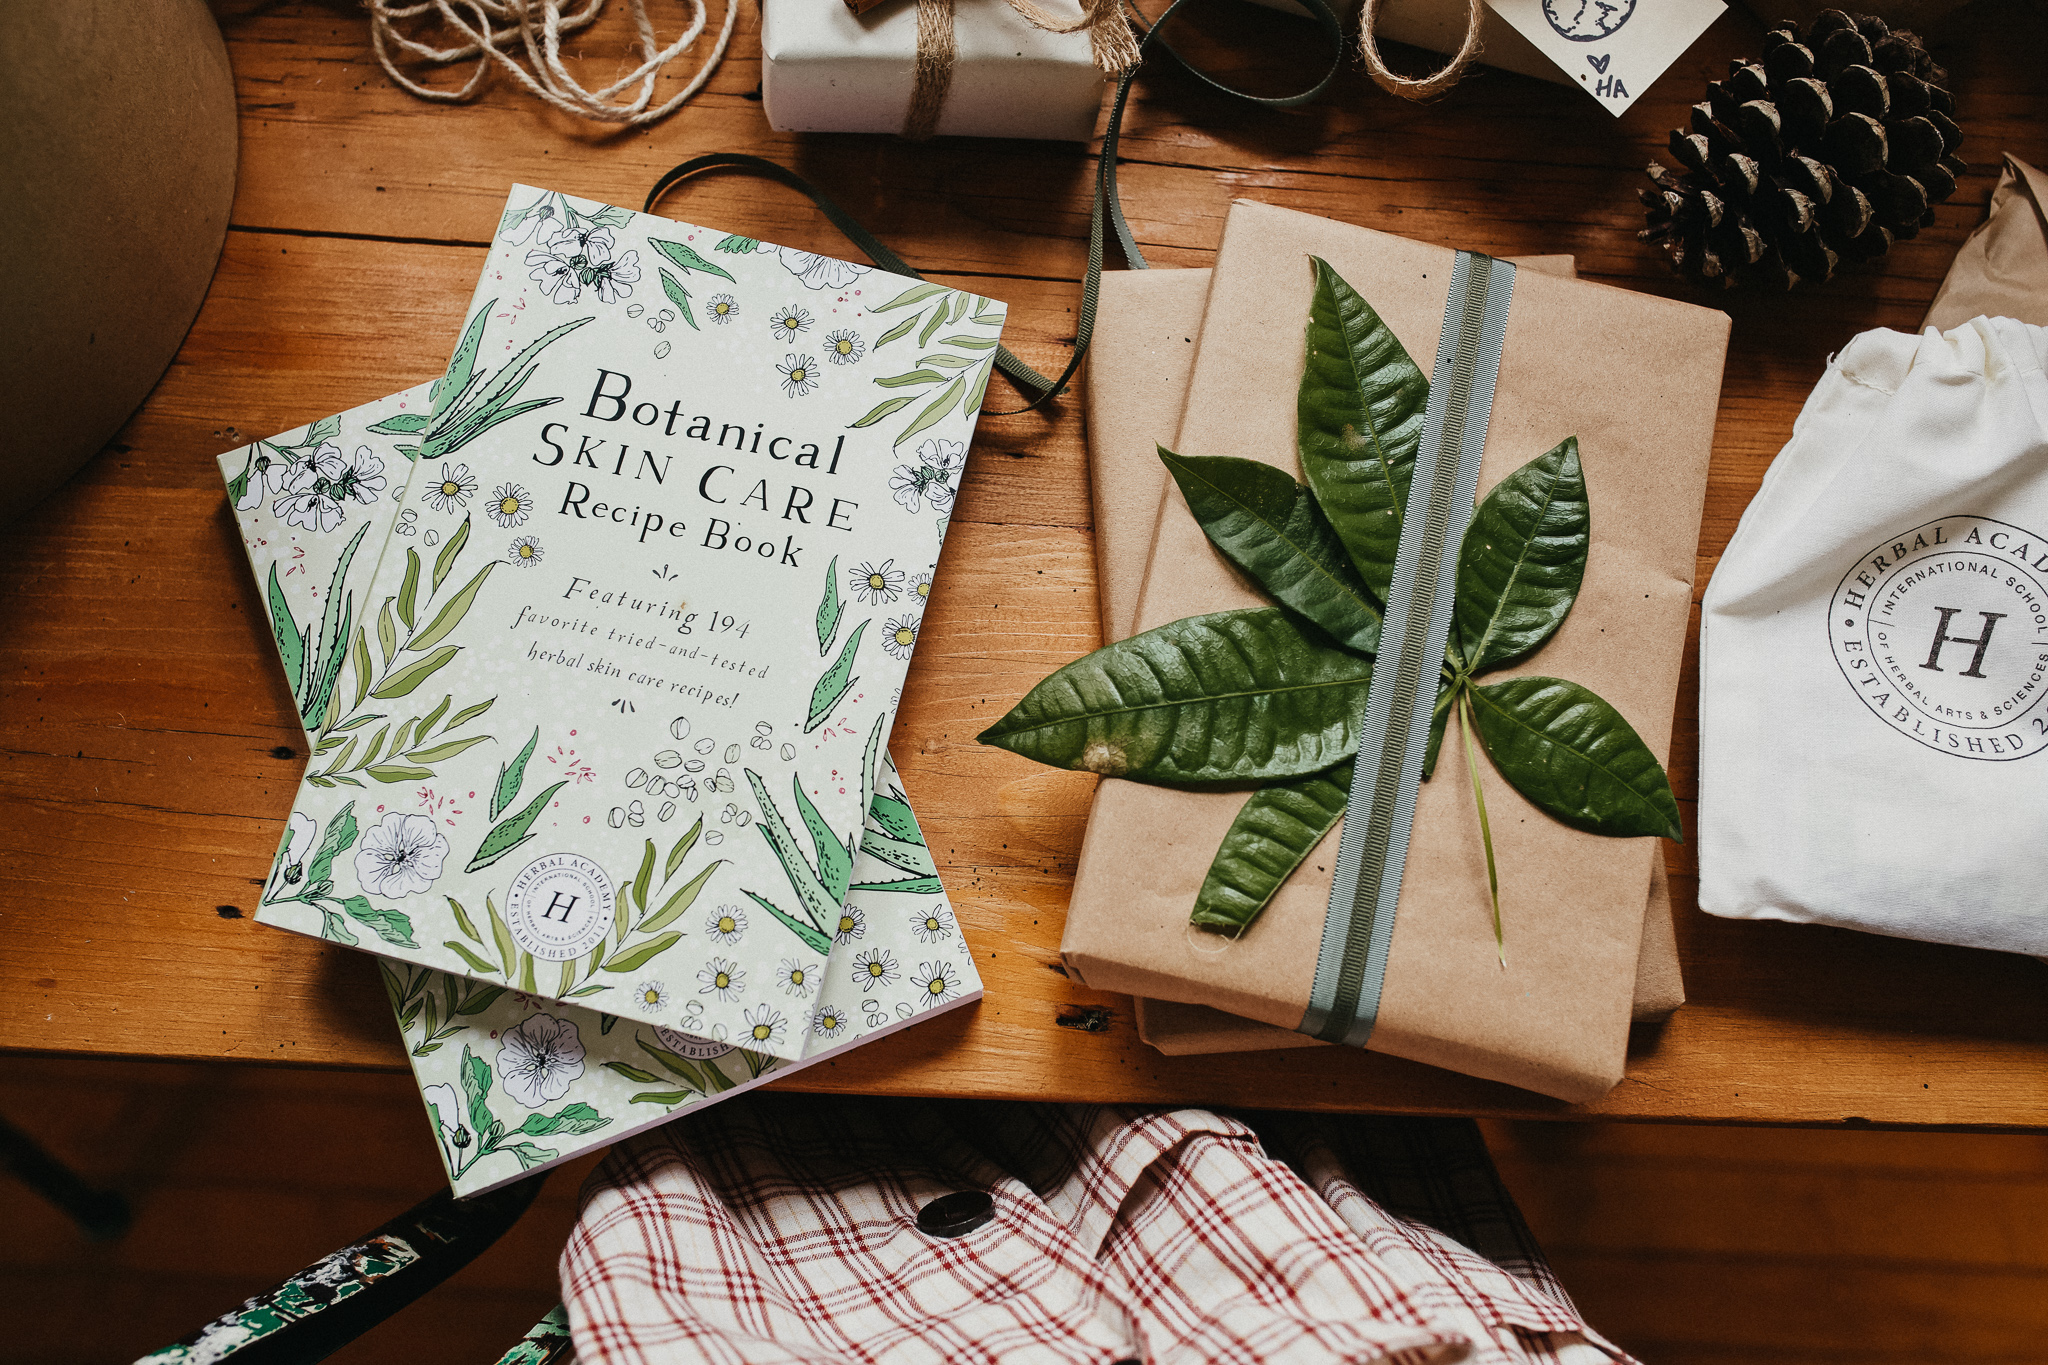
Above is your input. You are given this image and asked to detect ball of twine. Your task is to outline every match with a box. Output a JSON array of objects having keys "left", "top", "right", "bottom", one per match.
[
  {"left": 1357, "top": 0, "right": 1484, "bottom": 101},
  {"left": 368, "top": 0, "right": 737, "bottom": 125}
]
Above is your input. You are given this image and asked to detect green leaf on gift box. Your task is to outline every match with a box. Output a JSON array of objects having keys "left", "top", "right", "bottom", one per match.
[
  {"left": 648, "top": 238, "right": 736, "bottom": 282},
  {"left": 976, "top": 607, "right": 1373, "bottom": 785},
  {"left": 1159, "top": 447, "right": 1383, "bottom": 655},
  {"left": 1297, "top": 256, "right": 1427, "bottom": 600},
  {"left": 1190, "top": 759, "right": 1353, "bottom": 936},
  {"left": 1469, "top": 677, "right": 1682, "bottom": 841},
  {"left": 468, "top": 781, "right": 569, "bottom": 873},
  {"left": 1453, "top": 437, "right": 1588, "bottom": 677}
]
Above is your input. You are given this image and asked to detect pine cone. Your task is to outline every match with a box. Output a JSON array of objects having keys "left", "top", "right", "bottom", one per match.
[{"left": 1640, "top": 9, "right": 1966, "bottom": 290}]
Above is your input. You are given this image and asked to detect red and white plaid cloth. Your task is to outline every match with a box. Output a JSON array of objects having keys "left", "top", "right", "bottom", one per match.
[{"left": 561, "top": 1095, "right": 1633, "bottom": 1365}]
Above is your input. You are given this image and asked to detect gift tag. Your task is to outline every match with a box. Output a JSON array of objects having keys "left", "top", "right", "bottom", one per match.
[{"left": 1485, "top": 0, "right": 1724, "bottom": 116}]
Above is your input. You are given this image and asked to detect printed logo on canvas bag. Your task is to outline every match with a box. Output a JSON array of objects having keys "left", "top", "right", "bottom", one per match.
[
  {"left": 1830, "top": 517, "right": 2048, "bottom": 761},
  {"left": 506, "top": 853, "right": 617, "bottom": 960}
]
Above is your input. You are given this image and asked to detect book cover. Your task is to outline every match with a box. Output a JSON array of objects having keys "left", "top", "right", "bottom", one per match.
[
  {"left": 249, "top": 186, "right": 1004, "bottom": 1060},
  {"left": 223, "top": 385, "right": 982, "bottom": 1196}
]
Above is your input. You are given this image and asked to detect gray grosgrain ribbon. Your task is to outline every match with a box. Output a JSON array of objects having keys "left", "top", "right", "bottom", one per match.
[{"left": 1300, "top": 251, "right": 1515, "bottom": 1047}]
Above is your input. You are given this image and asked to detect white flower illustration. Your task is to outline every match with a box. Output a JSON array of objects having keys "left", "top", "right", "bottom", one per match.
[
  {"left": 848, "top": 559, "right": 904, "bottom": 606},
  {"left": 525, "top": 222, "right": 641, "bottom": 306},
  {"left": 269, "top": 810, "right": 320, "bottom": 893},
  {"left": 705, "top": 905, "right": 748, "bottom": 945},
  {"left": 834, "top": 905, "right": 865, "bottom": 943},
  {"left": 769, "top": 304, "right": 812, "bottom": 341},
  {"left": 917, "top": 438, "right": 966, "bottom": 476},
  {"left": 422, "top": 1081, "right": 468, "bottom": 1165},
  {"left": 508, "top": 535, "right": 543, "bottom": 567},
  {"left": 497, "top": 1013, "right": 586, "bottom": 1108},
  {"left": 909, "top": 904, "right": 955, "bottom": 944},
  {"left": 698, "top": 956, "right": 745, "bottom": 1001},
  {"left": 776, "top": 958, "right": 816, "bottom": 999},
  {"left": 776, "top": 248, "right": 869, "bottom": 292},
  {"left": 525, "top": 234, "right": 583, "bottom": 305},
  {"left": 777, "top": 353, "right": 819, "bottom": 398},
  {"left": 424, "top": 462, "right": 476, "bottom": 513},
  {"left": 502, "top": 196, "right": 559, "bottom": 245},
  {"left": 852, "top": 948, "right": 899, "bottom": 992},
  {"left": 488, "top": 483, "right": 531, "bottom": 528},
  {"left": 275, "top": 486, "right": 344, "bottom": 533},
  {"left": 334, "top": 446, "right": 386, "bottom": 505},
  {"left": 352, "top": 811, "right": 450, "bottom": 898},
  {"left": 915, "top": 961, "right": 962, "bottom": 1008},
  {"left": 823, "top": 329, "right": 864, "bottom": 365},
  {"left": 811, "top": 1004, "right": 847, "bottom": 1039},
  {"left": 909, "top": 571, "right": 934, "bottom": 603},
  {"left": 633, "top": 980, "right": 670, "bottom": 1014},
  {"left": 881, "top": 613, "right": 919, "bottom": 661},
  {"left": 742, "top": 1003, "right": 787, "bottom": 1048},
  {"left": 706, "top": 293, "right": 738, "bottom": 324}
]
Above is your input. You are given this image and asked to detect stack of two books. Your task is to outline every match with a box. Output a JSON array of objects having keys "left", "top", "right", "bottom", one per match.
[{"left": 222, "top": 187, "right": 1003, "bottom": 1195}]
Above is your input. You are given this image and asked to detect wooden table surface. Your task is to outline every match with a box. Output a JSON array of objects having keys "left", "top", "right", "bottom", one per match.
[{"left": 5, "top": 1, "right": 2044, "bottom": 1129}]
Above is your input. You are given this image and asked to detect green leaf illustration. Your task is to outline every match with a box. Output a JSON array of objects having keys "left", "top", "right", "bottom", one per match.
[
  {"left": 976, "top": 607, "right": 1373, "bottom": 785},
  {"left": 847, "top": 875, "right": 945, "bottom": 894},
  {"left": 1190, "top": 760, "right": 1352, "bottom": 936},
  {"left": 341, "top": 896, "right": 417, "bottom": 947},
  {"left": 791, "top": 777, "right": 854, "bottom": 904},
  {"left": 405, "top": 734, "right": 491, "bottom": 765},
  {"left": 306, "top": 801, "right": 359, "bottom": 887},
  {"left": 859, "top": 828, "right": 936, "bottom": 879},
  {"left": 664, "top": 815, "right": 703, "bottom": 882},
  {"left": 1296, "top": 256, "right": 1427, "bottom": 599},
  {"left": 370, "top": 645, "right": 460, "bottom": 700},
  {"left": 377, "top": 598, "right": 398, "bottom": 667},
  {"left": 434, "top": 308, "right": 492, "bottom": 420},
  {"left": 894, "top": 375, "right": 964, "bottom": 449},
  {"left": 444, "top": 939, "right": 499, "bottom": 974},
  {"left": 265, "top": 565, "right": 305, "bottom": 699},
  {"left": 629, "top": 1090, "right": 701, "bottom": 1106},
  {"left": 1160, "top": 447, "right": 1383, "bottom": 655},
  {"left": 226, "top": 449, "right": 255, "bottom": 507},
  {"left": 604, "top": 1062, "right": 662, "bottom": 1083},
  {"left": 460, "top": 1046, "right": 494, "bottom": 1134},
  {"left": 1453, "top": 437, "right": 1589, "bottom": 678},
  {"left": 366, "top": 763, "right": 435, "bottom": 784},
  {"left": 872, "top": 282, "right": 948, "bottom": 312},
  {"left": 410, "top": 562, "right": 495, "bottom": 652},
  {"left": 493, "top": 727, "right": 540, "bottom": 819},
  {"left": 849, "top": 395, "right": 915, "bottom": 429},
  {"left": 515, "top": 1103, "right": 610, "bottom": 1137},
  {"left": 367, "top": 411, "right": 431, "bottom": 435},
  {"left": 300, "top": 525, "right": 372, "bottom": 721},
  {"left": 468, "top": 780, "right": 568, "bottom": 872},
  {"left": 600, "top": 932, "right": 682, "bottom": 973},
  {"left": 429, "top": 315, "right": 594, "bottom": 464},
  {"left": 417, "top": 693, "right": 452, "bottom": 736},
  {"left": 350, "top": 627, "right": 373, "bottom": 707},
  {"left": 743, "top": 771, "right": 835, "bottom": 940},
  {"left": 868, "top": 792, "right": 919, "bottom": 842},
  {"left": 507, "top": 1142, "right": 558, "bottom": 1170},
  {"left": 447, "top": 895, "right": 484, "bottom": 942},
  {"left": 631, "top": 838, "right": 657, "bottom": 914},
  {"left": 302, "top": 591, "right": 356, "bottom": 727},
  {"left": 806, "top": 619, "right": 865, "bottom": 733},
  {"left": 873, "top": 314, "right": 920, "bottom": 349},
  {"left": 640, "top": 859, "right": 720, "bottom": 934},
  {"left": 965, "top": 356, "right": 994, "bottom": 415},
  {"left": 397, "top": 548, "right": 422, "bottom": 631},
  {"left": 913, "top": 354, "right": 976, "bottom": 370},
  {"left": 1469, "top": 677, "right": 1683, "bottom": 841},
  {"left": 446, "top": 697, "right": 495, "bottom": 732},
  {"left": 742, "top": 890, "right": 833, "bottom": 957},
  {"left": 937, "top": 334, "right": 998, "bottom": 350},
  {"left": 875, "top": 369, "right": 945, "bottom": 389},
  {"left": 917, "top": 306, "right": 948, "bottom": 348},
  {"left": 434, "top": 515, "right": 471, "bottom": 593},
  {"left": 648, "top": 238, "right": 736, "bottom": 282},
  {"left": 659, "top": 268, "right": 700, "bottom": 330},
  {"left": 320, "top": 909, "right": 359, "bottom": 945},
  {"left": 713, "top": 233, "right": 758, "bottom": 253},
  {"left": 584, "top": 204, "right": 634, "bottom": 229},
  {"left": 637, "top": 1038, "right": 712, "bottom": 1090},
  {"left": 303, "top": 415, "right": 341, "bottom": 447},
  {"left": 816, "top": 555, "right": 843, "bottom": 655}
]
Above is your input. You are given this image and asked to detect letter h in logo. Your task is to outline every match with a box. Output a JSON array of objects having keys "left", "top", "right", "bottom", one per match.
[
  {"left": 540, "top": 891, "right": 581, "bottom": 923},
  {"left": 1921, "top": 607, "right": 2005, "bottom": 678}
]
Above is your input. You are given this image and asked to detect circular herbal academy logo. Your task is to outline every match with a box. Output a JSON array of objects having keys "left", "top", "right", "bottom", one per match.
[
  {"left": 1829, "top": 516, "right": 2048, "bottom": 761},
  {"left": 504, "top": 853, "right": 616, "bottom": 961},
  {"left": 654, "top": 1026, "right": 733, "bottom": 1061}
]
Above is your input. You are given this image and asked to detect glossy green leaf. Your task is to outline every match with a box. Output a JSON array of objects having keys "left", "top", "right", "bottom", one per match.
[
  {"left": 1453, "top": 438, "right": 1588, "bottom": 677},
  {"left": 1189, "top": 759, "right": 1352, "bottom": 936},
  {"left": 1296, "top": 256, "right": 1427, "bottom": 598},
  {"left": 1159, "top": 448, "right": 1382, "bottom": 654},
  {"left": 1469, "top": 677, "right": 1682, "bottom": 841},
  {"left": 467, "top": 780, "right": 568, "bottom": 872},
  {"left": 976, "top": 607, "right": 1372, "bottom": 786}
]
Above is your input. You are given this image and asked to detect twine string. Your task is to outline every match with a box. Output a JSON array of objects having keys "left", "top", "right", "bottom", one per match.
[{"left": 1357, "top": 0, "right": 1483, "bottom": 101}]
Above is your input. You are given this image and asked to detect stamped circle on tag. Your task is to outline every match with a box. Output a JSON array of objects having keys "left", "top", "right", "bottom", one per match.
[
  {"left": 1830, "top": 516, "right": 2048, "bottom": 761},
  {"left": 504, "top": 853, "right": 616, "bottom": 961},
  {"left": 654, "top": 1027, "right": 733, "bottom": 1061}
]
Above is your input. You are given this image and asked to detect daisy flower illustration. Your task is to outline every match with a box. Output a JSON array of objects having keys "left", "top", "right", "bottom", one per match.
[
  {"left": 852, "top": 948, "right": 899, "bottom": 992},
  {"left": 915, "top": 961, "right": 962, "bottom": 1009},
  {"left": 698, "top": 957, "right": 745, "bottom": 1002},
  {"left": 823, "top": 329, "right": 864, "bottom": 365},
  {"left": 881, "top": 614, "right": 919, "bottom": 661},
  {"left": 705, "top": 905, "right": 748, "bottom": 945},
  {"left": 909, "top": 904, "right": 955, "bottom": 944},
  {"left": 742, "top": 1004, "right": 787, "bottom": 1049},
  {"left": 424, "top": 462, "right": 476, "bottom": 513},
  {"left": 812, "top": 1004, "right": 848, "bottom": 1039},
  {"left": 489, "top": 483, "right": 531, "bottom": 528},
  {"left": 706, "top": 293, "right": 738, "bottom": 324},
  {"left": 633, "top": 981, "right": 670, "bottom": 1014},
  {"left": 508, "top": 535, "right": 543, "bottom": 567},
  {"left": 835, "top": 905, "right": 866, "bottom": 943},
  {"left": 848, "top": 559, "right": 903, "bottom": 606},
  {"left": 777, "top": 353, "right": 819, "bottom": 398},
  {"left": 769, "top": 304, "right": 812, "bottom": 341},
  {"left": 910, "top": 571, "right": 934, "bottom": 603},
  {"left": 776, "top": 958, "right": 816, "bottom": 998}
]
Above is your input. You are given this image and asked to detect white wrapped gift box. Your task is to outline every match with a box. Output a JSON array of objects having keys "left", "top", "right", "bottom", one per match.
[{"left": 762, "top": 0, "right": 1110, "bottom": 141}]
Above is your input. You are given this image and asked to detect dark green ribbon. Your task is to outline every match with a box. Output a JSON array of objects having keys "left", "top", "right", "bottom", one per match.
[{"left": 645, "top": 0, "right": 1344, "bottom": 414}]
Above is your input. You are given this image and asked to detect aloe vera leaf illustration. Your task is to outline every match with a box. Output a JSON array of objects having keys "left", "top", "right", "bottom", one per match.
[
  {"left": 742, "top": 768, "right": 836, "bottom": 938},
  {"left": 806, "top": 620, "right": 866, "bottom": 733},
  {"left": 791, "top": 776, "right": 854, "bottom": 904},
  {"left": 859, "top": 828, "right": 938, "bottom": 879},
  {"left": 302, "top": 593, "right": 356, "bottom": 727},
  {"left": 817, "top": 555, "right": 843, "bottom": 655},
  {"left": 301, "top": 522, "right": 372, "bottom": 718},
  {"left": 266, "top": 564, "right": 304, "bottom": 698},
  {"left": 848, "top": 875, "right": 945, "bottom": 895},
  {"left": 867, "top": 792, "right": 920, "bottom": 842},
  {"left": 397, "top": 313, "right": 593, "bottom": 462},
  {"left": 493, "top": 727, "right": 540, "bottom": 819},
  {"left": 742, "top": 890, "right": 833, "bottom": 957},
  {"left": 468, "top": 779, "right": 568, "bottom": 872},
  {"left": 858, "top": 712, "right": 887, "bottom": 824},
  {"left": 430, "top": 306, "right": 491, "bottom": 421}
]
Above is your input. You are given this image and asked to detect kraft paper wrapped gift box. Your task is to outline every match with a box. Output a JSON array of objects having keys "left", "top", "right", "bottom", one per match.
[
  {"left": 1056, "top": 203, "right": 1727, "bottom": 1102},
  {"left": 761, "top": 0, "right": 1109, "bottom": 141},
  {"left": 1080, "top": 263, "right": 1687, "bottom": 1060}
]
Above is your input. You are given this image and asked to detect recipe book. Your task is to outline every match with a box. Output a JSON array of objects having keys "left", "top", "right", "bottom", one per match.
[
  {"left": 224, "top": 382, "right": 983, "bottom": 1196},
  {"left": 250, "top": 186, "right": 1005, "bottom": 1064}
]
